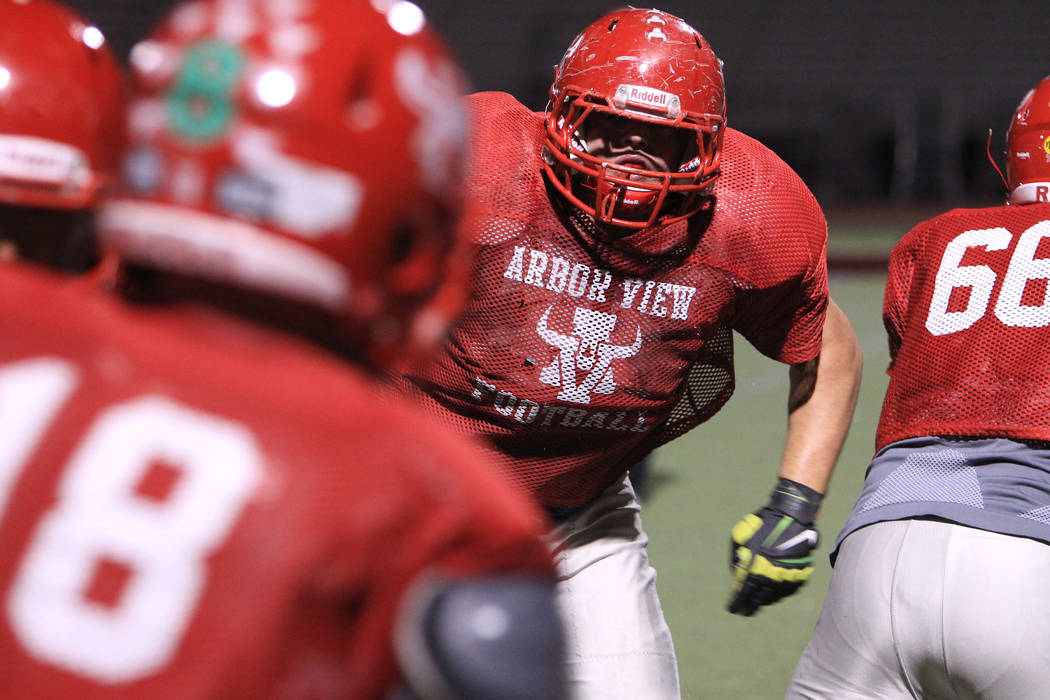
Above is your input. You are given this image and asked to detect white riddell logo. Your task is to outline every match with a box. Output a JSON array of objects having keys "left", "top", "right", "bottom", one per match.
[
  {"left": 537, "top": 306, "right": 642, "bottom": 404},
  {"left": 629, "top": 87, "right": 668, "bottom": 105},
  {"left": 614, "top": 84, "right": 681, "bottom": 118}
]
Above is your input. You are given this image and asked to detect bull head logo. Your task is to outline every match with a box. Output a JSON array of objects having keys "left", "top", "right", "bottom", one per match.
[{"left": 537, "top": 306, "right": 642, "bottom": 404}]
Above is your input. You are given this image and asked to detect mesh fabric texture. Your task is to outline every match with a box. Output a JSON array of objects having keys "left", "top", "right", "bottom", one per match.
[
  {"left": 877, "top": 203, "right": 1050, "bottom": 450},
  {"left": 397, "top": 92, "right": 829, "bottom": 507}
]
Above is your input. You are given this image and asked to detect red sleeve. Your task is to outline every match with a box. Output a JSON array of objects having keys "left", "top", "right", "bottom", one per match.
[
  {"left": 718, "top": 131, "right": 830, "bottom": 364},
  {"left": 741, "top": 242, "right": 828, "bottom": 365}
]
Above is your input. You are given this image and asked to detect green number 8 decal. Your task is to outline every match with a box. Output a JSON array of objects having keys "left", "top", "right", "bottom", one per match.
[{"left": 167, "top": 41, "right": 245, "bottom": 143}]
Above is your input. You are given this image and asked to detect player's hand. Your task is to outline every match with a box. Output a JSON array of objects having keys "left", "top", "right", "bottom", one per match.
[{"left": 727, "top": 478, "right": 822, "bottom": 617}]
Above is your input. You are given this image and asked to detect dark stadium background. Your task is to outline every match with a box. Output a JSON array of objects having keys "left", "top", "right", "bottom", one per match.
[
  {"left": 61, "top": 2, "right": 1050, "bottom": 696},
  {"left": 68, "top": 0, "right": 1050, "bottom": 208}
]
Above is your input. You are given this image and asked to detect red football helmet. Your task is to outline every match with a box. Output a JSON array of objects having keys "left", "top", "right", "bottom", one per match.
[
  {"left": 1007, "top": 75, "right": 1050, "bottom": 205},
  {"left": 0, "top": 0, "right": 125, "bottom": 210},
  {"left": 100, "top": 0, "right": 471, "bottom": 370},
  {"left": 543, "top": 7, "right": 725, "bottom": 230}
]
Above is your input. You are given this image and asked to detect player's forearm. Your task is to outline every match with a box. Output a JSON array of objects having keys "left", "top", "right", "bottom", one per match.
[{"left": 777, "top": 299, "right": 863, "bottom": 495}]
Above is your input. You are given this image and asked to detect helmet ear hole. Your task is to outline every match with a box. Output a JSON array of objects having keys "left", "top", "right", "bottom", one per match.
[
  {"left": 388, "top": 223, "right": 417, "bottom": 267},
  {"left": 344, "top": 62, "right": 376, "bottom": 122}
]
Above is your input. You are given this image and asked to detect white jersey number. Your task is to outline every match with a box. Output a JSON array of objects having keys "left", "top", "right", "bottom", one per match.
[
  {"left": 926, "top": 220, "right": 1050, "bottom": 335},
  {"left": 0, "top": 358, "right": 261, "bottom": 683}
]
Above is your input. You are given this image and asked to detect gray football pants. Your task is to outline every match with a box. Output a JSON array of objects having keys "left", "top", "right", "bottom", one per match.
[
  {"left": 547, "top": 474, "right": 679, "bottom": 700},
  {"left": 786, "top": 518, "right": 1050, "bottom": 699}
]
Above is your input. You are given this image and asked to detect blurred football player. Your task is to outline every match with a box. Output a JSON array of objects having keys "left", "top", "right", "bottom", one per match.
[
  {"left": 787, "top": 75, "right": 1050, "bottom": 699},
  {"left": 0, "top": 0, "right": 124, "bottom": 273},
  {"left": 392, "top": 7, "right": 863, "bottom": 698},
  {"left": 0, "top": 1, "right": 566, "bottom": 698}
]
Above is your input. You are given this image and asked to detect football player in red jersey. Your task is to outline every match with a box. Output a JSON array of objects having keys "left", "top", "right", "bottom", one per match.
[
  {"left": 392, "top": 7, "right": 863, "bottom": 698},
  {"left": 0, "top": 1, "right": 566, "bottom": 699},
  {"left": 787, "top": 76, "right": 1050, "bottom": 699}
]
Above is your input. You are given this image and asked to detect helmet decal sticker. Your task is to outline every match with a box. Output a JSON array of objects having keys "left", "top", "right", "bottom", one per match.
[{"left": 167, "top": 41, "right": 245, "bottom": 143}]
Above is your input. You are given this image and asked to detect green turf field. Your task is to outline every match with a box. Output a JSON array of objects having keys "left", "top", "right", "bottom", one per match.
[{"left": 642, "top": 213, "right": 910, "bottom": 699}]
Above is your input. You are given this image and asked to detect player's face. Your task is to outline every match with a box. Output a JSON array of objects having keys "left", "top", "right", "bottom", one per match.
[{"left": 579, "top": 112, "right": 690, "bottom": 184}]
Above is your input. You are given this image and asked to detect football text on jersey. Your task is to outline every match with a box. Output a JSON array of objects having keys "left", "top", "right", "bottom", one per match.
[{"left": 471, "top": 376, "right": 649, "bottom": 432}]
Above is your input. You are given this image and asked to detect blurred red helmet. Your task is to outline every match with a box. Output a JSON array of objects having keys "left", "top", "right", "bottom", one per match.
[
  {"left": 0, "top": 0, "right": 125, "bottom": 209},
  {"left": 100, "top": 0, "right": 470, "bottom": 370},
  {"left": 1007, "top": 75, "right": 1050, "bottom": 205},
  {"left": 543, "top": 7, "right": 725, "bottom": 230}
]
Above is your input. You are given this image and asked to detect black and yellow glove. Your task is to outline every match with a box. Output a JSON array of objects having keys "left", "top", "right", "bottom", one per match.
[{"left": 727, "top": 478, "right": 822, "bottom": 617}]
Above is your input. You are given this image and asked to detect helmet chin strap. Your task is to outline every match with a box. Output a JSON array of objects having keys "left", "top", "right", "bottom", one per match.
[
  {"left": 569, "top": 128, "right": 590, "bottom": 166},
  {"left": 595, "top": 167, "right": 662, "bottom": 227},
  {"left": 986, "top": 128, "right": 1009, "bottom": 196}
]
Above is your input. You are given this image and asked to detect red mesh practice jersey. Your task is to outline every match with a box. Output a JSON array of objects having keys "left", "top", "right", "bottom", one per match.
[
  {"left": 397, "top": 92, "right": 829, "bottom": 507},
  {"left": 0, "top": 263, "right": 553, "bottom": 700},
  {"left": 876, "top": 203, "right": 1050, "bottom": 450}
]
